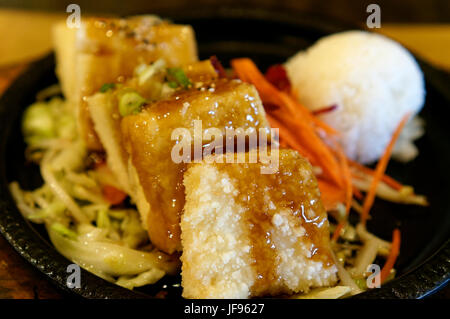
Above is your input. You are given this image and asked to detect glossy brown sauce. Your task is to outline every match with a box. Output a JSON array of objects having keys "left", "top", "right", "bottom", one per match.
[
  {"left": 183, "top": 60, "right": 218, "bottom": 84},
  {"left": 213, "top": 150, "right": 334, "bottom": 294},
  {"left": 121, "top": 79, "right": 270, "bottom": 253},
  {"left": 77, "top": 16, "right": 198, "bottom": 150}
]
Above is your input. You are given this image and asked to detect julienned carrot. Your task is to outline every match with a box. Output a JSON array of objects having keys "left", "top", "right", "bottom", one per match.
[
  {"left": 232, "top": 58, "right": 343, "bottom": 186},
  {"left": 361, "top": 114, "right": 410, "bottom": 225},
  {"left": 266, "top": 113, "right": 316, "bottom": 160},
  {"left": 353, "top": 186, "right": 363, "bottom": 200},
  {"left": 231, "top": 58, "right": 337, "bottom": 135},
  {"left": 271, "top": 109, "right": 343, "bottom": 186},
  {"left": 232, "top": 57, "right": 412, "bottom": 235},
  {"left": 331, "top": 220, "right": 346, "bottom": 242},
  {"left": 317, "top": 179, "right": 346, "bottom": 211},
  {"left": 280, "top": 92, "right": 338, "bottom": 136},
  {"left": 268, "top": 112, "right": 326, "bottom": 177},
  {"left": 288, "top": 91, "right": 338, "bottom": 136},
  {"left": 349, "top": 160, "right": 403, "bottom": 191},
  {"left": 232, "top": 58, "right": 284, "bottom": 104},
  {"left": 380, "top": 229, "right": 401, "bottom": 282}
]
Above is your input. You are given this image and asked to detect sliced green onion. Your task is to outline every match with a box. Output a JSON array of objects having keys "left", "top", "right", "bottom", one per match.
[
  {"left": 99, "top": 83, "right": 116, "bottom": 93},
  {"left": 51, "top": 222, "right": 77, "bottom": 240},
  {"left": 166, "top": 68, "right": 191, "bottom": 89},
  {"left": 167, "top": 81, "right": 179, "bottom": 88},
  {"left": 119, "top": 91, "right": 147, "bottom": 116}
]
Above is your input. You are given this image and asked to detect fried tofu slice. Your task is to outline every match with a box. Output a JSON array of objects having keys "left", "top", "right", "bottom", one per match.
[
  {"left": 86, "top": 92, "right": 131, "bottom": 192},
  {"left": 87, "top": 60, "right": 218, "bottom": 193},
  {"left": 53, "top": 21, "right": 77, "bottom": 104},
  {"left": 181, "top": 149, "right": 338, "bottom": 299},
  {"left": 53, "top": 16, "right": 198, "bottom": 150},
  {"left": 121, "top": 79, "right": 270, "bottom": 253}
]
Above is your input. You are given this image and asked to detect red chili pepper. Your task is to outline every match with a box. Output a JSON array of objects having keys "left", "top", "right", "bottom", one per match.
[{"left": 264, "top": 64, "right": 291, "bottom": 93}]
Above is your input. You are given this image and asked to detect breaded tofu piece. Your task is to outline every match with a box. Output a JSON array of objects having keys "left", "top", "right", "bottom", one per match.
[
  {"left": 87, "top": 60, "right": 218, "bottom": 194},
  {"left": 52, "top": 21, "right": 77, "bottom": 104},
  {"left": 181, "top": 149, "right": 338, "bottom": 299},
  {"left": 121, "top": 79, "right": 270, "bottom": 253},
  {"left": 53, "top": 16, "right": 198, "bottom": 150},
  {"left": 86, "top": 92, "right": 131, "bottom": 193}
]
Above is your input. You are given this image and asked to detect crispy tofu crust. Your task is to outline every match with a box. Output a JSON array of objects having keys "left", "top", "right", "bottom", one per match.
[
  {"left": 181, "top": 149, "right": 337, "bottom": 299},
  {"left": 121, "top": 79, "right": 270, "bottom": 253},
  {"left": 87, "top": 60, "right": 218, "bottom": 198},
  {"left": 53, "top": 16, "right": 198, "bottom": 150},
  {"left": 87, "top": 92, "right": 131, "bottom": 193}
]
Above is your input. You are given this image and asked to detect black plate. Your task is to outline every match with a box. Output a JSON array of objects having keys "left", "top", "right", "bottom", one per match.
[{"left": 0, "top": 9, "right": 449, "bottom": 299}]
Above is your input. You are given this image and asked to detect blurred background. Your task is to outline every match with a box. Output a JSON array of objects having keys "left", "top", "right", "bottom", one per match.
[
  {"left": 0, "top": 0, "right": 449, "bottom": 299},
  {"left": 0, "top": 0, "right": 449, "bottom": 70}
]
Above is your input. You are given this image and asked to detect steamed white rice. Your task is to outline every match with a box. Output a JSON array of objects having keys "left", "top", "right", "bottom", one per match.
[{"left": 285, "top": 31, "right": 425, "bottom": 164}]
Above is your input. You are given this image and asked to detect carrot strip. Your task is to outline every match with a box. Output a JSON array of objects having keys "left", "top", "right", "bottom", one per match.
[
  {"left": 318, "top": 179, "right": 346, "bottom": 211},
  {"left": 379, "top": 174, "right": 404, "bottom": 191},
  {"left": 232, "top": 58, "right": 337, "bottom": 135},
  {"left": 380, "top": 229, "right": 401, "bottom": 283},
  {"left": 349, "top": 160, "right": 403, "bottom": 191},
  {"left": 286, "top": 89, "right": 338, "bottom": 134},
  {"left": 232, "top": 58, "right": 343, "bottom": 186},
  {"left": 331, "top": 220, "right": 346, "bottom": 242},
  {"left": 266, "top": 113, "right": 317, "bottom": 160},
  {"left": 231, "top": 58, "right": 283, "bottom": 105},
  {"left": 233, "top": 57, "right": 411, "bottom": 226},
  {"left": 361, "top": 114, "right": 410, "bottom": 225},
  {"left": 271, "top": 109, "right": 343, "bottom": 185},
  {"left": 280, "top": 91, "right": 338, "bottom": 136}
]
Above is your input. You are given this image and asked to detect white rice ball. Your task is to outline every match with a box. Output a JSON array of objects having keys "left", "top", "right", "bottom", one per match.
[{"left": 285, "top": 31, "right": 425, "bottom": 164}]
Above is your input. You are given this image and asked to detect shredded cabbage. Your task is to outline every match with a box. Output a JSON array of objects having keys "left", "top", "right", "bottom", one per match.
[
  {"left": 293, "top": 286, "right": 352, "bottom": 299},
  {"left": 48, "top": 225, "right": 178, "bottom": 277},
  {"left": 10, "top": 94, "right": 179, "bottom": 289},
  {"left": 116, "top": 268, "right": 166, "bottom": 290}
]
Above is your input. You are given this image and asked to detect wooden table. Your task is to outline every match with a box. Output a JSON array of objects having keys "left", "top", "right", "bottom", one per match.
[{"left": 0, "top": 9, "right": 449, "bottom": 299}]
